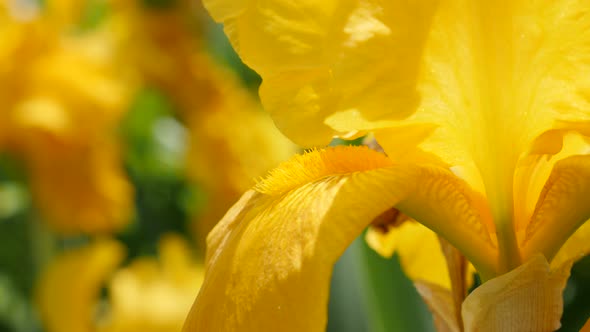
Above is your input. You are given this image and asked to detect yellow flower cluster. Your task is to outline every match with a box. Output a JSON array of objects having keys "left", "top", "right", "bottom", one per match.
[{"left": 37, "top": 235, "right": 202, "bottom": 332}]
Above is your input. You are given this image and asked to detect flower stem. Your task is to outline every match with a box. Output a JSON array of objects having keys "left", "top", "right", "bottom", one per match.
[
  {"left": 479, "top": 153, "right": 522, "bottom": 275},
  {"left": 29, "top": 214, "right": 56, "bottom": 274},
  {"left": 495, "top": 207, "right": 521, "bottom": 274}
]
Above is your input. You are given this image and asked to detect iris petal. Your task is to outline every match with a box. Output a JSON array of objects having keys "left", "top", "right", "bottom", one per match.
[
  {"left": 203, "top": 0, "right": 590, "bottom": 187},
  {"left": 522, "top": 155, "right": 590, "bottom": 261},
  {"left": 183, "top": 146, "right": 495, "bottom": 331},
  {"left": 551, "top": 220, "right": 590, "bottom": 269},
  {"left": 203, "top": 0, "right": 438, "bottom": 146},
  {"left": 366, "top": 220, "right": 451, "bottom": 288},
  {"left": 462, "top": 255, "right": 571, "bottom": 332},
  {"left": 415, "top": 281, "right": 461, "bottom": 332}
]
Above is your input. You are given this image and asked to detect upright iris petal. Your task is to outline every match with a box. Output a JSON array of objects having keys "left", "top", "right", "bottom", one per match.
[{"left": 203, "top": 0, "right": 590, "bottom": 271}]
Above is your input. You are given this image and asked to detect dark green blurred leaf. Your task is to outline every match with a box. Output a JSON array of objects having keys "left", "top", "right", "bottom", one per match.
[
  {"left": 560, "top": 255, "right": 590, "bottom": 331},
  {"left": 328, "top": 236, "right": 435, "bottom": 332},
  {"left": 330, "top": 137, "right": 366, "bottom": 147},
  {"left": 117, "top": 87, "right": 195, "bottom": 258},
  {"left": 328, "top": 239, "right": 371, "bottom": 332},
  {"left": 0, "top": 275, "right": 41, "bottom": 332}
]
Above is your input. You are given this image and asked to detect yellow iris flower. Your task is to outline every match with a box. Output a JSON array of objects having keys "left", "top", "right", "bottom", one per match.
[
  {"left": 36, "top": 234, "right": 202, "bottom": 332},
  {"left": 183, "top": 1, "right": 590, "bottom": 331},
  {"left": 102, "top": 0, "right": 298, "bottom": 242},
  {"left": 0, "top": 1, "right": 134, "bottom": 233}
]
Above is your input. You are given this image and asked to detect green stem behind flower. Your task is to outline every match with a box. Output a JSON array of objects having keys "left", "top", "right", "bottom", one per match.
[{"left": 29, "top": 215, "right": 57, "bottom": 275}]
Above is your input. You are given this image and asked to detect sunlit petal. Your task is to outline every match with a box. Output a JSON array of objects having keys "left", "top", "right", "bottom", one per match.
[
  {"left": 203, "top": 0, "right": 438, "bottom": 146},
  {"left": 201, "top": 3, "right": 590, "bottom": 274},
  {"left": 366, "top": 219, "right": 451, "bottom": 288}
]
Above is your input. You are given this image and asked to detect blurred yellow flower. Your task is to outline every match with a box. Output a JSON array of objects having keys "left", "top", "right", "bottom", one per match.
[
  {"left": 104, "top": 0, "right": 299, "bottom": 241},
  {"left": 183, "top": 1, "right": 590, "bottom": 331},
  {"left": 36, "top": 238, "right": 125, "bottom": 332},
  {"left": 37, "top": 234, "right": 202, "bottom": 332},
  {"left": 183, "top": 57, "right": 299, "bottom": 241},
  {"left": 0, "top": 2, "right": 134, "bottom": 234},
  {"left": 100, "top": 234, "right": 203, "bottom": 332}
]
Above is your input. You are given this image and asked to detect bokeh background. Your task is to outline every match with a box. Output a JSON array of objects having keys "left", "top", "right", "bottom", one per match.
[{"left": 0, "top": 0, "right": 589, "bottom": 331}]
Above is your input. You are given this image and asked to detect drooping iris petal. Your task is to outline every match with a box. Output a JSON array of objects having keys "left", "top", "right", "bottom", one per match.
[
  {"left": 36, "top": 239, "right": 125, "bottom": 332},
  {"left": 183, "top": 146, "right": 495, "bottom": 331},
  {"left": 461, "top": 255, "right": 571, "bottom": 332}
]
